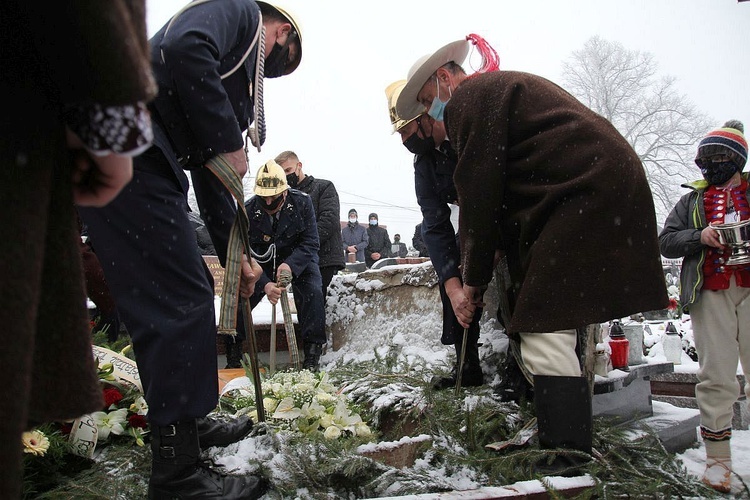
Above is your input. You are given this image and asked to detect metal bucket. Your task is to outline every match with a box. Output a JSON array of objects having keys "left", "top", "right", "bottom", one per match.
[{"left": 710, "top": 219, "right": 750, "bottom": 265}]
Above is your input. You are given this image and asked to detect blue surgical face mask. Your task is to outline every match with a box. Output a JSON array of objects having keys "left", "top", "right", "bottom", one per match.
[
  {"left": 348, "top": 217, "right": 357, "bottom": 224},
  {"left": 369, "top": 220, "right": 378, "bottom": 226},
  {"left": 427, "top": 77, "right": 451, "bottom": 122}
]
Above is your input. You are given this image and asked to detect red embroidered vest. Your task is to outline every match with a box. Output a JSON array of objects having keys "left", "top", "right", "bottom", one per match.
[{"left": 702, "top": 179, "right": 750, "bottom": 290}]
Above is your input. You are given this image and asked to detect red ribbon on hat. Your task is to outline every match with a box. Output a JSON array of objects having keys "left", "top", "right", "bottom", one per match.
[{"left": 466, "top": 34, "right": 500, "bottom": 73}]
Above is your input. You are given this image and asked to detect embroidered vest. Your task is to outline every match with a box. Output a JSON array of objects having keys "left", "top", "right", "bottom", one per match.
[{"left": 702, "top": 180, "right": 750, "bottom": 290}]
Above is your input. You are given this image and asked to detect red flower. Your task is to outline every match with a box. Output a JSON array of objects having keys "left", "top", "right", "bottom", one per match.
[
  {"left": 103, "top": 387, "right": 123, "bottom": 408},
  {"left": 667, "top": 298, "right": 679, "bottom": 311},
  {"left": 128, "top": 414, "right": 148, "bottom": 429},
  {"left": 60, "top": 422, "right": 73, "bottom": 436}
]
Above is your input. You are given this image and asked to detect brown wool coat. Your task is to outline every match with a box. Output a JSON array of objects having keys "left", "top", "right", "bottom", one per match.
[
  {"left": 446, "top": 71, "right": 668, "bottom": 333},
  {"left": 0, "top": 2, "right": 155, "bottom": 497}
]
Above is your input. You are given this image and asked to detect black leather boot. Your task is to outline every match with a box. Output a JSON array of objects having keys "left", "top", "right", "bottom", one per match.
[
  {"left": 496, "top": 351, "right": 534, "bottom": 403},
  {"left": 533, "top": 375, "right": 592, "bottom": 476},
  {"left": 302, "top": 342, "right": 324, "bottom": 371},
  {"left": 431, "top": 341, "right": 483, "bottom": 390},
  {"left": 224, "top": 337, "right": 243, "bottom": 369},
  {"left": 148, "top": 419, "right": 267, "bottom": 499},
  {"left": 197, "top": 414, "right": 253, "bottom": 449}
]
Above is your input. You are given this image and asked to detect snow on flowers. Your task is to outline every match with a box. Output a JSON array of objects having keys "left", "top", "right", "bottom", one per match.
[{"left": 223, "top": 370, "right": 373, "bottom": 440}]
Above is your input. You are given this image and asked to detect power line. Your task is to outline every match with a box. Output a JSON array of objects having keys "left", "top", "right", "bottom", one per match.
[{"left": 338, "top": 189, "right": 421, "bottom": 212}]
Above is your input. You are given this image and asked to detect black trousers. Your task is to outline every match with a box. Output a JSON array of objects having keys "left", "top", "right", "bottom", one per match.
[
  {"left": 234, "top": 263, "right": 327, "bottom": 346},
  {"left": 79, "top": 152, "right": 218, "bottom": 427},
  {"left": 319, "top": 265, "right": 337, "bottom": 299}
]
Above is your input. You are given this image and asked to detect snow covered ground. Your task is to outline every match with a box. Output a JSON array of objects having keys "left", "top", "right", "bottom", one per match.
[{"left": 216, "top": 269, "right": 750, "bottom": 496}]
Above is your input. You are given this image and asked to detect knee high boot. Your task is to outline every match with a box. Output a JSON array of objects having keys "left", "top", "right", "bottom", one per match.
[
  {"left": 148, "top": 419, "right": 266, "bottom": 499},
  {"left": 534, "top": 375, "right": 592, "bottom": 452},
  {"left": 533, "top": 375, "right": 592, "bottom": 475}
]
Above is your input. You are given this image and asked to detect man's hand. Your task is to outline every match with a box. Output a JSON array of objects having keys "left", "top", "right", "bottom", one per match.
[
  {"left": 221, "top": 148, "right": 249, "bottom": 178},
  {"left": 445, "top": 277, "right": 476, "bottom": 328},
  {"left": 239, "top": 255, "right": 261, "bottom": 298},
  {"left": 372, "top": 252, "right": 381, "bottom": 261},
  {"left": 67, "top": 128, "right": 133, "bottom": 207},
  {"left": 701, "top": 227, "right": 725, "bottom": 249},
  {"left": 347, "top": 245, "right": 356, "bottom": 253},
  {"left": 276, "top": 263, "right": 292, "bottom": 284},
  {"left": 264, "top": 281, "right": 282, "bottom": 305},
  {"left": 464, "top": 284, "right": 487, "bottom": 307}
]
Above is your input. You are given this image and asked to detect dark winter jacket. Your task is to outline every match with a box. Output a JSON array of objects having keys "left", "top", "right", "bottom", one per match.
[
  {"left": 445, "top": 70, "right": 668, "bottom": 332},
  {"left": 392, "top": 241, "right": 408, "bottom": 258},
  {"left": 365, "top": 225, "right": 392, "bottom": 268},
  {"left": 245, "top": 190, "right": 320, "bottom": 292},
  {"left": 342, "top": 222, "right": 368, "bottom": 262},
  {"left": 148, "top": 0, "right": 265, "bottom": 267},
  {"left": 296, "top": 175, "right": 345, "bottom": 270},
  {"left": 659, "top": 174, "right": 750, "bottom": 312},
  {"left": 149, "top": 0, "right": 261, "bottom": 166},
  {"left": 413, "top": 223, "right": 429, "bottom": 257},
  {"left": 414, "top": 141, "right": 460, "bottom": 283}
]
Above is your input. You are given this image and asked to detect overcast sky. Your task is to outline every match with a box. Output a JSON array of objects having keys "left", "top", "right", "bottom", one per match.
[{"left": 146, "top": 0, "right": 750, "bottom": 241}]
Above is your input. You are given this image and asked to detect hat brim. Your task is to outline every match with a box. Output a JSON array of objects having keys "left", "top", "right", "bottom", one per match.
[{"left": 396, "top": 39, "right": 470, "bottom": 120}]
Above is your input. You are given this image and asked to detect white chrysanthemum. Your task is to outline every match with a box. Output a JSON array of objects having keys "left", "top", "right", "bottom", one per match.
[
  {"left": 315, "top": 392, "right": 336, "bottom": 405},
  {"left": 323, "top": 426, "right": 342, "bottom": 440}
]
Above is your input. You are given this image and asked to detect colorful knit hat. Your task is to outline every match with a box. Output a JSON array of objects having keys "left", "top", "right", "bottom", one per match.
[{"left": 695, "top": 120, "right": 747, "bottom": 171}]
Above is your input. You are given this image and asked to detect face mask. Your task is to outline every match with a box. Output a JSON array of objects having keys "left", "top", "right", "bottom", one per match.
[
  {"left": 348, "top": 217, "right": 357, "bottom": 224},
  {"left": 261, "top": 193, "right": 285, "bottom": 213},
  {"left": 264, "top": 42, "right": 290, "bottom": 79},
  {"left": 701, "top": 161, "right": 737, "bottom": 186},
  {"left": 369, "top": 220, "right": 378, "bottom": 226},
  {"left": 427, "top": 77, "right": 451, "bottom": 122},
  {"left": 286, "top": 172, "right": 299, "bottom": 188},
  {"left": 403, "top": 132, "right": 435, "bottom": 155}
]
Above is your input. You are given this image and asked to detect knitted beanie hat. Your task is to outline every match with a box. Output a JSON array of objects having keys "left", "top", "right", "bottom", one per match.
[
  {"left": 695, "top": 120, "right": 747, "bottom": 171},
  {"left": 348, "top": 208, "right": 357, "bottom": 216}
]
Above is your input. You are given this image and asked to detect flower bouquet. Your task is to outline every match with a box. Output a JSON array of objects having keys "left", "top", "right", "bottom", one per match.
[{"left": 220, "top": 369, "right": 373, "bottom": 440}]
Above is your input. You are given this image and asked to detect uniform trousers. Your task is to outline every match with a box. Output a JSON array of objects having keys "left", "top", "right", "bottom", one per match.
[{"left": 79, "top": 150, "right": 219, "bottom": 426}]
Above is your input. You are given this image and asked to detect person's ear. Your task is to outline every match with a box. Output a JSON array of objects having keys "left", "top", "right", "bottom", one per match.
[
  {"left": 275, "top": 23, "right": 292, "bottom": 44},
  {"left": 436, "top": 67, "right": 451, "bottom": 84}
]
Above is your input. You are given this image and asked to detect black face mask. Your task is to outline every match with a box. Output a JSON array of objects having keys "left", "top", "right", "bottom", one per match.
[
  {"left": 286, "top": 172, "right": 299, "bottom": 188},
  {"left": 701, "top": 161, "right": 738, "bottom": 186},
  {"left": 403, "top": 132, "right": 435, "bottom": 155},
  {"left": 261, "top": 194, "right": 285, "bottom": 213},
  {"left": 264, "top": 42, "right": 290, "bottom": 79}
]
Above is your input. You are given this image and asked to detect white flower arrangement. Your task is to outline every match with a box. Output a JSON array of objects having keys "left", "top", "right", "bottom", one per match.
[{"left": 226, "top": 370, "right": 373, "bottom": 440}]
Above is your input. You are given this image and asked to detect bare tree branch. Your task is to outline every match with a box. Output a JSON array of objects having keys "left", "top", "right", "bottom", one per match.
[{"left": 561, "top": 36, "right": 714, "bottom": 223}]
